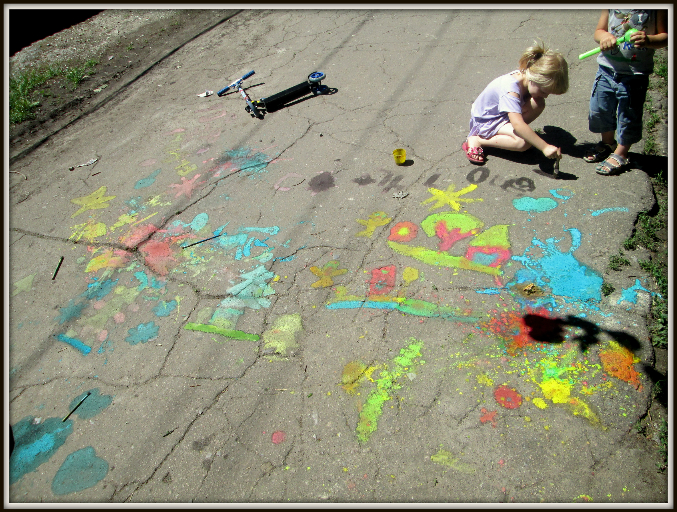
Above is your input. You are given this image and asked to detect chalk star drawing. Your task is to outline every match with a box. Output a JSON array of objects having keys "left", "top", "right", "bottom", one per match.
[
  {"left": 421, "top": 183, "right": 483, "bottom": 211},
  {"left": 12, "top": 273, "right": 36, "bottom": 296},
  {"left": 310, "top": 260, "right": 348, "bottom": 288},
  {"left": 70, "top": 186, "right": 117, "bottom": 218},
  {"left": 169, "top": 174, "right": 205, "bottom": 199},
  {"left": 355, "top": 211, "right": 392, "bottom": 238}
]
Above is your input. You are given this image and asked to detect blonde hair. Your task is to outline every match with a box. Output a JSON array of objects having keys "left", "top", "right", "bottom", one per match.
[{"left": 519, "top": 41, "right": 569, "bottom": 95}]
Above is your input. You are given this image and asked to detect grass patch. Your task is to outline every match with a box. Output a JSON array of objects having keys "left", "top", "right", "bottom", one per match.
[
  {"left": 608, "top": 252, "right": 630, "bottom": 271},
  {"left": 9, "top": 58, "right": 100, "bottom": 123},
  {"left": 601, "top": 282, "right": 615, "bottom": 297},
  {"left": 9, "top": 65, "right": 62, "bottom": 123}
]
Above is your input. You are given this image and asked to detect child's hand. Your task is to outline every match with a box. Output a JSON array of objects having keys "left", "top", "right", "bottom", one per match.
[
  {"left": 599, "top": 32, "right": 617, "bottom": 51},
  {"left": 542, "top": 145, "right": 561, "bottom": 160},
  {"left": 629, "top": 30, "right": 649, "bottom": 48}
]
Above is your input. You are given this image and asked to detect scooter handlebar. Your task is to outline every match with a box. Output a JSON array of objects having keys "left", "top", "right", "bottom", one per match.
[{"left": 217, "top": 70, "right": 255, "bottom": 96}]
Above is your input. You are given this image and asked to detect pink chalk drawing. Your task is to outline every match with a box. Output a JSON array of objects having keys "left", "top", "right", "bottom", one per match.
[
  {"left": 139, "top": 239, "right": 179, "bottom": 276},
  {"left": 271, "top": 431, "right": 286, "bottom": 444},
  {"left": 168, "top": 174, "right": 205, "bottom": 199},
  {"left": 274, "top": 173, "right": 305, "bottom": 192}
]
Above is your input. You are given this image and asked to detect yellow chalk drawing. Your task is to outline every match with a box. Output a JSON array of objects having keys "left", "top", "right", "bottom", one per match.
[
  {"left": 476, "top": 373, "right": 494, "bottom": 387},
  {"left": 430, "top": 449, "right": 476, "bottom": 473},
  {"left": 261, "top": 313, "right": 303, "bottom": 358},
  {"left": 70, "top": 219, "right": 107, "bottom": 242},
  {"left": 85, "top": 249, "right": 129, "bottom": 273},
  {"left": 532, "top": 397, "right": 548, "bottom": 409},
  {"left": 12, "top": 273, "right": 36, "bottom": 296},
  {"left": 310, "top": 260, "right": 348, "bottom": 288},
  {"left": 70, "top": 186, "right": 116, "bottom": 218},
  {"left": 355, "top": 211, "right": 392, "bottom": 238},
  {"left": 402, "top": 267, "right": 419, "bottom": 285},
  {"left": 421, "top": 183, "right": 483, "bottom": 212}
]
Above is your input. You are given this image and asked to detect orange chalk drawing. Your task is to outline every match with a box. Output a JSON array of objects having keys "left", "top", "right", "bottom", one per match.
[
  {"left": 599, "top": 341, "right": 642, "bottom": 390},
  {"left": 480, "top": 407, "right": 498, "bottom": 427}
]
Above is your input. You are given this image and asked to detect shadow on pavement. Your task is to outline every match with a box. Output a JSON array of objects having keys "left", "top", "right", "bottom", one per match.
[{"left": 523, "top": 312, "right": 666, "bottom": 403}]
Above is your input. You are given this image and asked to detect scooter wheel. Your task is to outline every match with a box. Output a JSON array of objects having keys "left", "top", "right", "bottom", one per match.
[{"left": 308, "top": 71, "right": 325, "bottom": 83}]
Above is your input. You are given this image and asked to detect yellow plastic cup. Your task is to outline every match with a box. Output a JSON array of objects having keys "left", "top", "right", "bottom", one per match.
[{"left": 393, "top": 148, "right": 406, "bottom": 165}]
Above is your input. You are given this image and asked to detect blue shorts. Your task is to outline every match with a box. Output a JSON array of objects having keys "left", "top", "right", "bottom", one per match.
[{"left": 588, "top": 65, "right": 649, "bottom": 147}]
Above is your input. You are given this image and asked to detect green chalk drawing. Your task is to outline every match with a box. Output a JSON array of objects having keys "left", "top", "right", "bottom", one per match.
[
  {"left": 184, "top": 322, "right": 259, "bottom": 341},
  {"left": 356, "top": 339, "right": 423, "bottom": 443},
  {"left": 430, "top": 449, "right": 476, "bottom": 473},
  {"left": 51, "top": 446, "right": 109, "bottom": 495},
  {"left": 261, "top": 313, "right": 303, "bottom": 356}
]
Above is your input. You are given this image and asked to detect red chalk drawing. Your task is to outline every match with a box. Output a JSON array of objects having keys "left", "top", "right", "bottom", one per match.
[
  {"left": 139, "top": 240, "right": 178, "bottom": 276},
  {"left": 369, "top": 265, "right": 396, "bottom": 295},
  {"left": 434, "top": 222, "right": 473, "bottom": 251},
  {"left": 271, "top": 431, "right": 286, "bottom": 444},
  {"left": 119, "top": 224, "right": 158, "bottom": 248},
  {"left": 480, "top": 407, "right": 498, "bottom": 427},
  {"left": 494, "top": 385, "right": 523, "bottom": 409},
  {"left": 388, "top": 221, "right": 418, "bottom": 243}
]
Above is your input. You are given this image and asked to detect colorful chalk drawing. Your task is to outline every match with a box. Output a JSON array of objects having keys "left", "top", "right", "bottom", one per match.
[
  {"left": 430, "top": 449, "right": 476, "bottom": 473},
  {"left": 510, "top": 228, "right": 604, "bottom": 310},
  {"left": 51, "top": 446, "right": 109, "bottom": 495},
  {"left": 261, "top": 313, "right": 303, "bottom": 358},
  {"left": 421, "top": 183, "right": 483, "bottom": 211},
  {"left": 310, "top": 260, "right": 348, "bottom": 288},
  {"left": 387, "top": 211, "right": 511, "bottom": 279},
  {"left": 355, "top": 211, "right": 392, "bottom": 238},
  {"left": 50, "top": 140, "right": 295, "bottom": 362},
  {"left": 10, "top": 417, "right": 73, "bottom": 484},
  {"left": 617, "top": 278, "right": 659, "bottom": 307},
  {"left": 12, "top": 273, "right": 36, "bottom": 296},
  {"left": 342, "top": 339, "right": 424, "bottom": 443},
  {"left": 325, "top": 263, "right": 479, "bottom": 323},
  {"left": 67, "top": 388, "right": 114, "bottom": 419}
]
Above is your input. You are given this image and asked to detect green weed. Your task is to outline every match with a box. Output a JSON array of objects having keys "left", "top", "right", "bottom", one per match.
[
  {"left": 126, "top": 43, "right": 135, "bottom": 51},
  {"left": 9, "top": 65, "right": 62, "bottom": 123},
  {"left": 601, "top": 282, "right": 615, "bottom": 297},
  {"left": 608, "top": 252, "right": 630, "bottom": 271},
  {"left": 656, "top": 418, "right": 668, "bottom": 472}
]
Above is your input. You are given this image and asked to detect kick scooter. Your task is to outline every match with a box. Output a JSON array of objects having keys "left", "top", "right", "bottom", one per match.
[
  {"left": 218, "top": 71, "right": 328, "bottom": 119},
  {"left": 217, "top": 70, "right": 263, "bottom": 119}
]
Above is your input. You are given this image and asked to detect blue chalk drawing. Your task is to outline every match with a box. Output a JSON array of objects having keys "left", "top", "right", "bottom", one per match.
[
  {"left": 54, "top": 299, "right": 88, "bottom": 324},
  {"left": 68, "top": 388, "right": 113, "bottom": 420},
  {"left": 51, "top": 447, "right": 109, "bottom": 495},
  {"left": 172, "top": 212, "right": 209, "bottom": 233},
  {"left": 81, "top": 278, "right": 119, "bottom": 301},
  {"left": 134, "top": 271, "right": 166, "bottom": 291},
  {"left": 513, "top": 196, "right": 558, "bottom": 213},
  {"left": 125, "top": 322, "right": 159, "bottom": 344},
  {"left": 134, "top": 168, "right": 162, "bottom": 189},
  {"left": 10, "top": 417, "right": 73, "bottom": 484},
  {"left": 590, "top": 207, "right": 630, "bottom": 217},
  {"left": 54, "top": 334, "right": 92, "bottom": 355},
  {"left": 223, "top": 147, "right": 272, "bottom": 177},
  {"left": 511, "top": 228, "right": 604, "bottom": 307},
  {"left": 549, "top": 188, "right": 573, "bottom": 200},
  {"left": 153, "top": 300, "right": 178, "bottom": 317},
  {"left": 618, "top": 278, "right": 659, "bottom": 305}
]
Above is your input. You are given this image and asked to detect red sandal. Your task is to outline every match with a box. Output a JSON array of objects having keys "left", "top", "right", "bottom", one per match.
[{"left": 462, "top": 141, "right": 485, "bottom": 165}]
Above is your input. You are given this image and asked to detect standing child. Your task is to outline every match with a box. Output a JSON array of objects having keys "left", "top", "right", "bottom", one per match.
[
  {"left": 584, "top": 9, "right": 667, "bottom": 175},
  {"left": 462, "top": 42, "right": 569, "bottom": 166}
]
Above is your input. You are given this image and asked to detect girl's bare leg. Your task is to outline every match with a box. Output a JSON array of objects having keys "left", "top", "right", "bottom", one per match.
[{"left": 468, "top": 97, "right": 545, "bottom": 152}]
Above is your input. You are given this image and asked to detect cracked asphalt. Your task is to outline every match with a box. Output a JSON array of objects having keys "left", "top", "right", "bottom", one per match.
[{"left": 7, "top": 9, "right": 669, "bottom": 504}]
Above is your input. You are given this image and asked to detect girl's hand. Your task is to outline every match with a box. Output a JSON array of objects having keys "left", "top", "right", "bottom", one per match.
[
  {"left": 630, "top": 30, "right": 649, "bottom": 48},
  {"left": 542, "top": 145, "right": 561, "bottom": 159}
]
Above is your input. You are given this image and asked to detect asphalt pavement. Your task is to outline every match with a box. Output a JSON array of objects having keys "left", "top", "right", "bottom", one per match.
[{"left": 6, "top": 8, "right": 670, "bottom": 504}]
